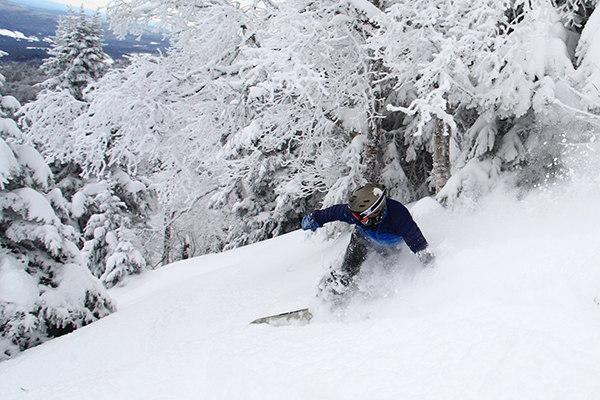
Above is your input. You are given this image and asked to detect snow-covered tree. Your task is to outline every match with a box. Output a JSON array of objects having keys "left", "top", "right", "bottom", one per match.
[
  {"left": 206, "top": 1, "right": 381, "bottom": 247},
  {"left": 0, "top": 65, "right": 115, "bottom": 361},
  {"left": 41, "top": 6, "right": 110, "bottom": 101},
  {"left": 575, "top": 3, "right": 600, "bottom": 107},
  {"left": 18, "top": 3, "right": 151, "bottom": 282},
  {"left": 372, "top": 0, "right": 598, "bottom": 205},
  {"left": 37, "top": 0, "right": 382, "bottom": 251},
  {"left": 72, "top": 169, "right": 150, "bottom": 288},
  {"left": 553, "top": 0, "right": 597, "bottom": 33},
  {"left": 19, "top": 0, "right": 600, "bottom": 260},
  {"left": 19, "top": 88, "right": 88, "bottom": 167}
]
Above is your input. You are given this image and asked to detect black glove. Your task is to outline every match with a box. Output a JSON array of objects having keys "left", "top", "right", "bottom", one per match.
[
  {"left": 301, "top": 213, "right": 320, "bottom": 232},
  {"left": 416, "top": 247, "right": 435, "bottom": 266}
]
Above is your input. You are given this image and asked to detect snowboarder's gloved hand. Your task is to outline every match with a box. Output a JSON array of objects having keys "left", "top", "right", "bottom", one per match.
[
  {"left": 417, "top": 247, "right": 436, "bottom": 266},
  {"left": 302, "top": 213, "right": 320, "bottom": 232}
]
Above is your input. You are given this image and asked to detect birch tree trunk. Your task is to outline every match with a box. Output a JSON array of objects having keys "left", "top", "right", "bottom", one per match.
[
  {"left": 364, "top": 110, "right": 382, "bottom": 182},
  {"left": 433, "top": 115, "right": 451, "bottom": 194},
  {"left": 360, "top": 0, "right": 386, "bottom": 184},
  {"left": 364, "top": 56, "right": 386, "bottom": 183}
]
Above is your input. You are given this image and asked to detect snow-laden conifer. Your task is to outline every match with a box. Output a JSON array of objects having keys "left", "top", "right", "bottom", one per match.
[
  {"left": 75, "top": 169, "right": 149, "bottom": 288},
  {"left": 0, "top": 65, "right": 115, "bottom": 361},
  {"left": 41, "top": 6, "right": 110, "bottom": 101}
]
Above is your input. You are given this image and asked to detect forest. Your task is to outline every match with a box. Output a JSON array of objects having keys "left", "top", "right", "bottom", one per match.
[{"left": 1, "top": 0, "right": 600, "bottom": 359}]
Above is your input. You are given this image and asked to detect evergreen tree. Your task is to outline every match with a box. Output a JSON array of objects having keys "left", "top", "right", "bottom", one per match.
[
  {"left": 41, "top": 6, "right": 110, "bottom": 101},
  {"left": 20, "top": 3, "right": 151, "bottom": 281},
  {"left": 75, "top": 169, "right": 150, "bottom": 288},
  {"left": 0, "top": 66, "right": 115, "bottom": 361}
]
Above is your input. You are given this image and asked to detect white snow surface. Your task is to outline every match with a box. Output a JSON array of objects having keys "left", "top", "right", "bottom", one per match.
[
  {"left": 3, "top": 148, "right": 600, "bottom": 399},
  {"left": 0, "top": 29, "right": 38, "bottom": 42},
  {"left": 0, "top": 137, "right": 20, "bottom": 188},
  {"left": 0, "top": 256, "right": 38, "bottom": 307},
  {"left": 12, "top": 187, "right": 59, "bottom": 225},
  {"left": 14, "top": 145, "right": 53, "bottom": 190}
]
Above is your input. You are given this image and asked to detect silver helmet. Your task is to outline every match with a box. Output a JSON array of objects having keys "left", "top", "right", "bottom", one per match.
[{"left": 349, "top": 183, "right": 387, "bottom": 226}]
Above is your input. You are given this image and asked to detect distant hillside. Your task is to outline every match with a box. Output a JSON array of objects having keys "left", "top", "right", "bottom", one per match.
[
  {"left": 0, "top": 0, "right": 168, "bottom": 61},
  {"left": 5, "top": 0, "right": 70, "bottom": 15}
]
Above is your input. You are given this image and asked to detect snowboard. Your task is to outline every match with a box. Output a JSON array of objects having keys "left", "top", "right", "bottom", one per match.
[{"left": 251, "top": 308, "right": 313, "bottom": 326}]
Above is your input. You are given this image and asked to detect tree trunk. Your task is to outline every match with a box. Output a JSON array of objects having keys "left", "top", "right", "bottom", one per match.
[
  {"left": 161, "top": 212, "right": 174, "bottom": 266},
  {"left": 364, "top": 118, "right": 381, "bottom": 183},
  {"left": 181, "top": 235, "right": 191, "bottom": 260},
  {"left": 364, "top": 57, "right": 386, "bottom": 183},
  {"left": 361, "top": 1, "right": 387, "bottom": 184},
  {"left": 433, "top": 116, "right": 451, "bottom": 194}
]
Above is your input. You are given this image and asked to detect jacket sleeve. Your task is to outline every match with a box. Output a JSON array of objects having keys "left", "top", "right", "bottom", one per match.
[
  {"left": 392, "top": 201, "right": 429, "bottom": 253},
  {"left": 313, "top": 204, "right": 356, "bottom": 226},
  {"left": 402, "top": 223, "right": 428, "bottom": 253}
]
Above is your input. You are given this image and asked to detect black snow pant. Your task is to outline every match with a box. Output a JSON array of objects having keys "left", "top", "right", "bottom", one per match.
[{"left": 339, "top": 228, "right": 399, "bottom": 280}]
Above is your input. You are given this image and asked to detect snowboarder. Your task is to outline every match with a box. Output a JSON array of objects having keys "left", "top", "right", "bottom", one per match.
[{"left": 302, "top": 183, "right": 435, "bottom": 299}]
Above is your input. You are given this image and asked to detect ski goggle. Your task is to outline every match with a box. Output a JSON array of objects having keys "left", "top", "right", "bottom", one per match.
[
  {"left": 352, "top": 206, "right": 387, "bottom": 227},
  {"left": 351, "top": 212, "right": 371, "bottom": 224}
]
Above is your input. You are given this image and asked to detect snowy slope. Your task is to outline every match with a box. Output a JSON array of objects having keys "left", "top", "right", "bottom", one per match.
[{"left": 2, "top": 147, "right": 600, "bottom": 399}]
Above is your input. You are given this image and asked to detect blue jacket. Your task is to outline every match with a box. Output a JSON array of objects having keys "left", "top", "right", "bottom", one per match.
[{"left": 313, "top": 199, "right": 428, "bottom": 253}]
